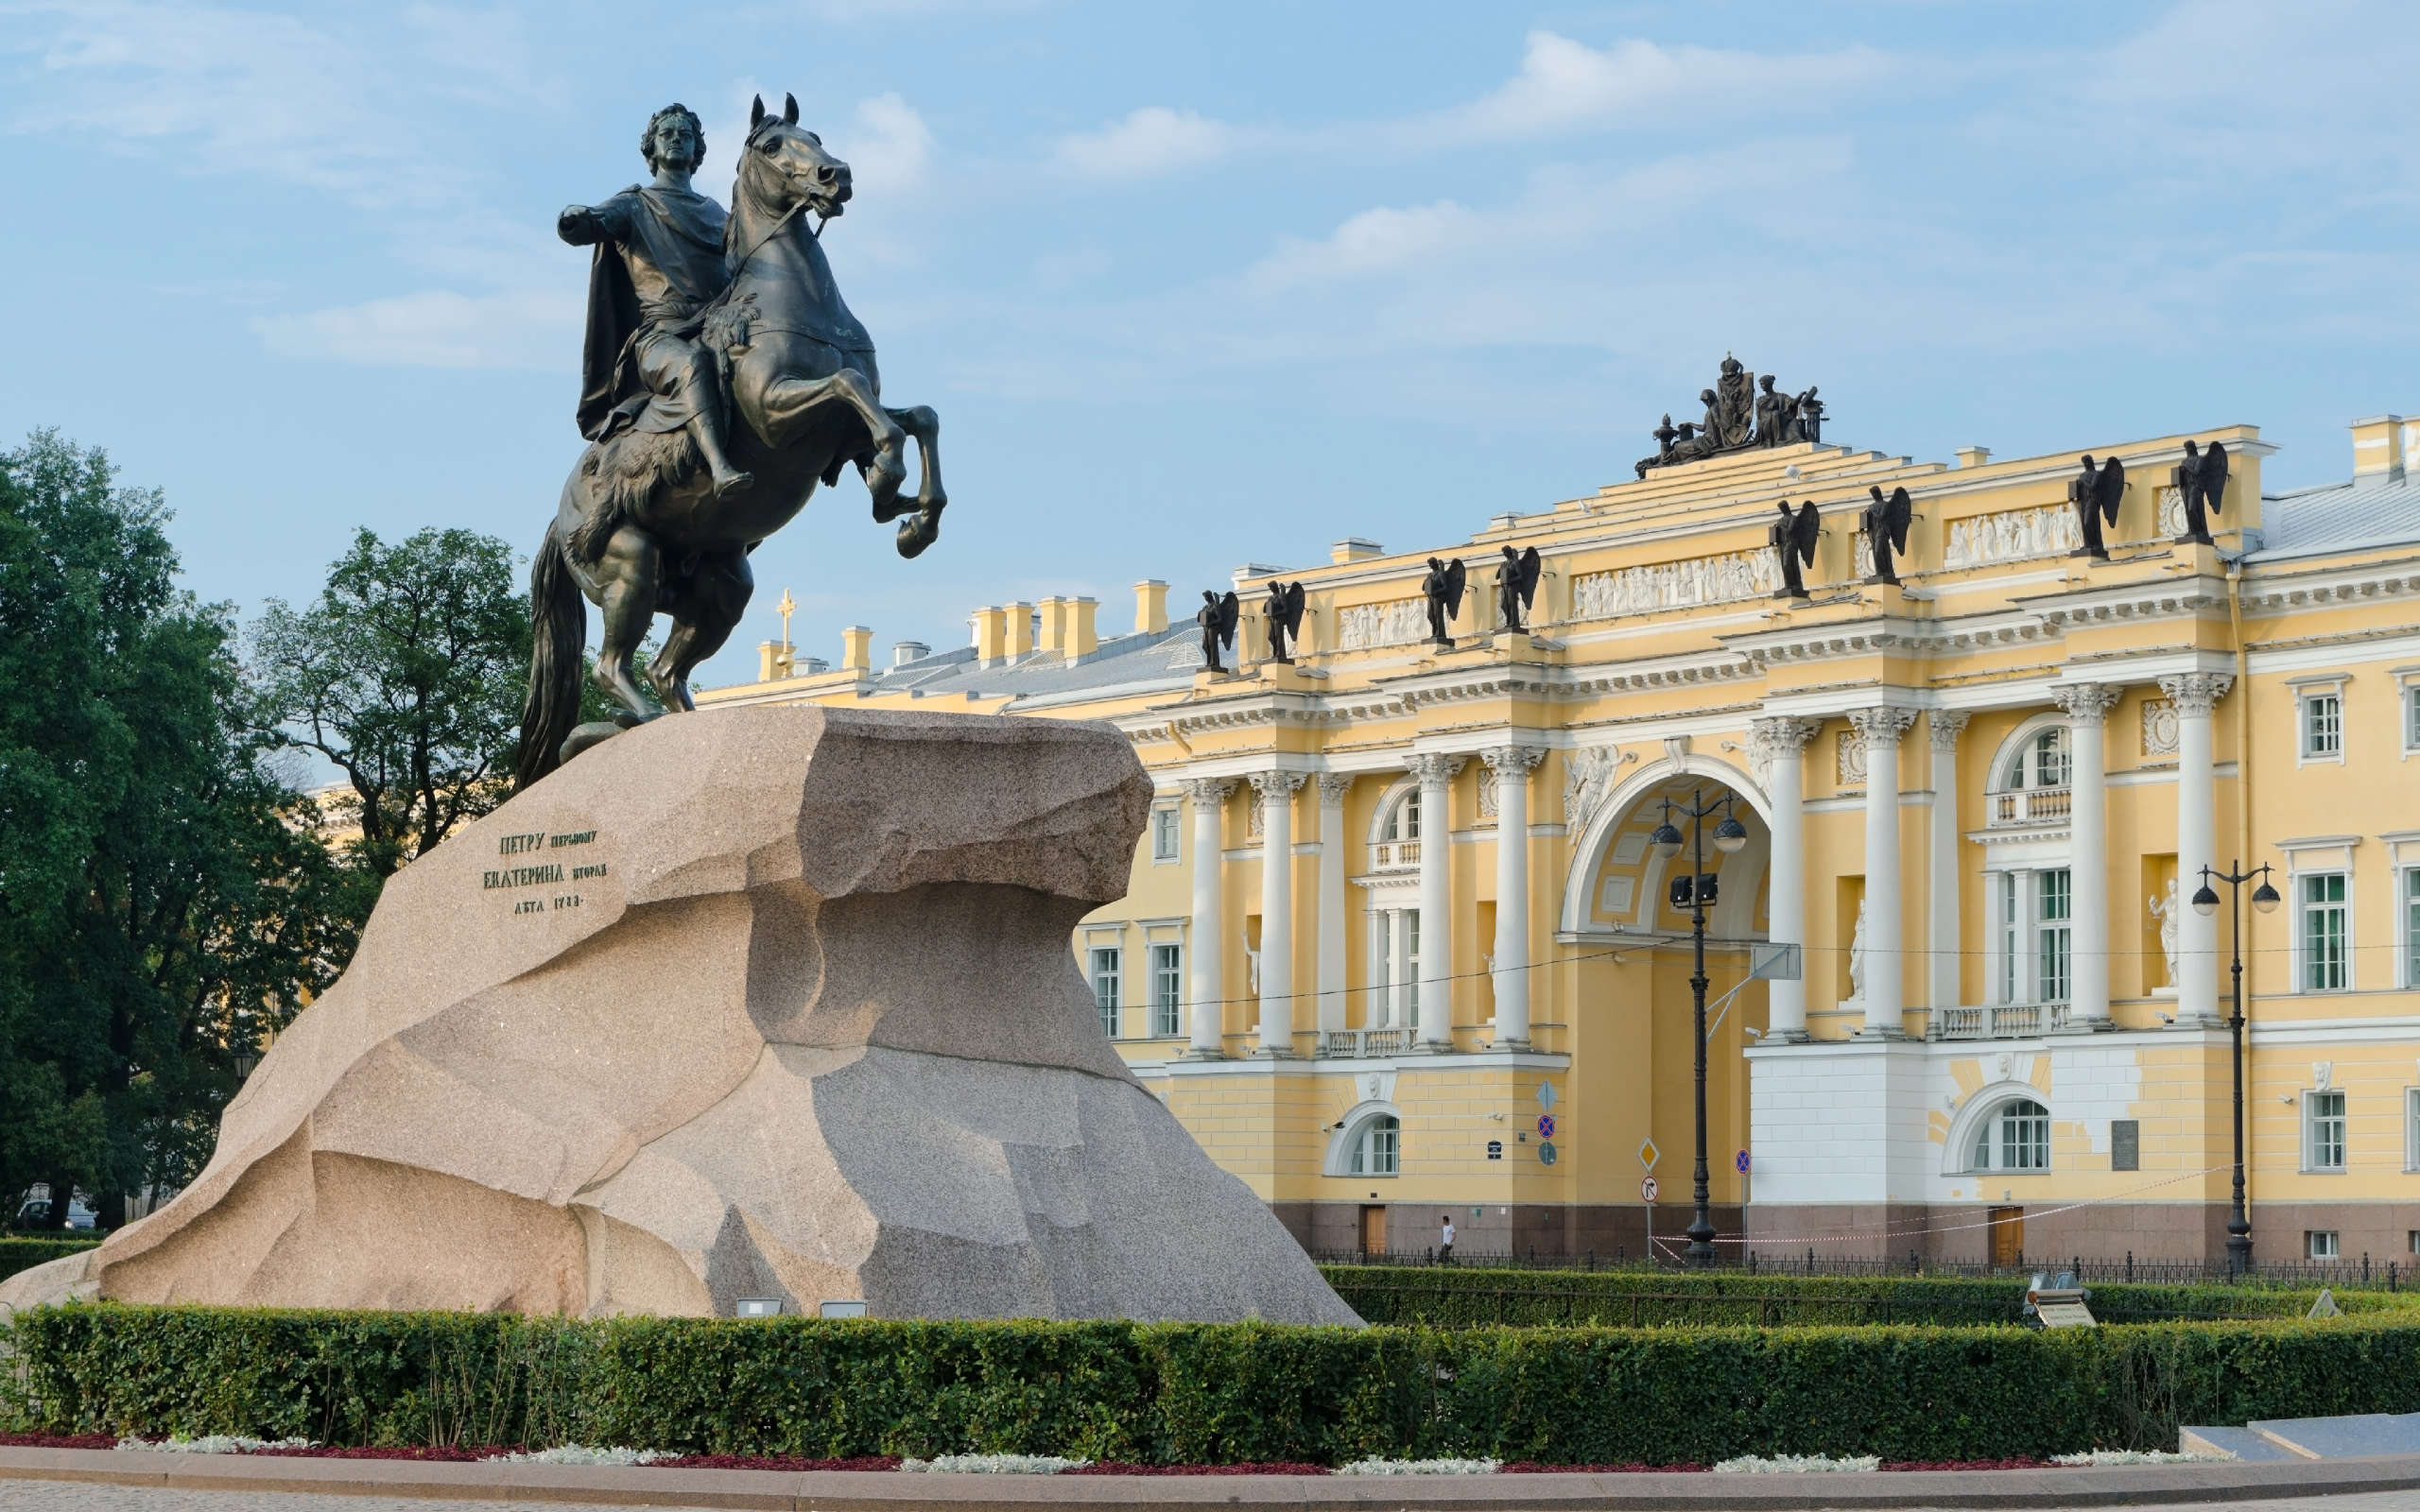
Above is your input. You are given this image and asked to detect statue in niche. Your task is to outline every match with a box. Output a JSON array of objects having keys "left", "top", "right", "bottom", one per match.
[
  {"left": 2171, "top": 438, "right": 2229, "bottom": 545},
  {"left": 1771, "top": 498, "right": 1821, "bottom": 598},
  {"left": 2067, "top": 454, "right": 2126, "bottom": 559},
  {"left": 1421, "top": 556, "right": 1467, "bottom": 649},
  {"left": 1242, "top": 925, "right": 1261, "bottom": 994},
  {"left": 2148, "top": 879, "right": 2181, "bottom": 987},
  {"left": 1495, "top": 545, "right": 1542, "bottom": 634},
  {"left": 1262, "top": 579, "right": 1305, "bottom": 663},
  {"left": 1846, "top": 899, "right": 1869, "bottom": 1002},
  {"left": 1197, "top": 589, "right": 1239, "bottom": 674},
  {"left": 1863, "top": 484, "right": 1912, "bottom": 585}
]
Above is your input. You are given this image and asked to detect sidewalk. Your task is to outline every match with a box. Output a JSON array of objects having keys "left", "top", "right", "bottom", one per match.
[{"left": 5, "top": 1445, "right": 2420, "bottom": 1509}]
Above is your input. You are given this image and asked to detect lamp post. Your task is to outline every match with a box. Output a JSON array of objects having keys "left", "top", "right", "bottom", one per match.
[
  {"left": 1651, "top": 789, "right": 1749, "bottom": 1267},
  {"left": 2191, "top": 860, "right": 2279, "bottom": 1280}
]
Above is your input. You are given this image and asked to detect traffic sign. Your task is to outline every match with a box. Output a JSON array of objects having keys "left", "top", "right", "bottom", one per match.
[
  {"left": 1640, "top": 1175, "right": 1658, "bottom": 1202},
  {"left": 1538, "top": 1141, "right": 1559, "bottom": 1166},
  {"left": 1637, "top": 1138, "right": 1660, "bottom": 1171},
  {"left": 1535, "top": 1082, "right": 1558, "bottom": 1110},
  {"left": 1735, "top": 1150, "right": 1752, "bottom": 1175},
  {"left": 1536, "top": 1113, "right": 1557, "bottom": 1139}
]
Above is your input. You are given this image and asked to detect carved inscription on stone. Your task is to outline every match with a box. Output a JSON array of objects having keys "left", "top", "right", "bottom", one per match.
[
  {"left": 484, "top": 828, "right": 605, "bottom": 917},
  {"left": 1944, "top": 505, "right": 2083, "bottom": 569},
  {"left": 1337, "top": 598, "right": 1431, "bottom": 651},
  {"left": 1570, "top": 549, "right": 1780, "bottom": 620}
]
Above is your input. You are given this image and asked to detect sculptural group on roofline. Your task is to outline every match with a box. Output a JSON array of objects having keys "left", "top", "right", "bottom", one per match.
[{"left": 1636, "top": 354, "right": 1824, "bottom": 477}]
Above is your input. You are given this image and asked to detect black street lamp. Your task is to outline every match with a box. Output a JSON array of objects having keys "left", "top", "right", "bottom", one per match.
[
  {"left": 1651, "top": 789, "right": 1748, "bottom": 1267},
  {"left": 2191, "top": 860, "right": 2279, "bottom": 1279}
]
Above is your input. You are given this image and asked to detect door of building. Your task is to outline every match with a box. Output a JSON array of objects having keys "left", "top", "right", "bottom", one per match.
[
  {"left": 1358, "top": 1204, "right": 1388, "bottom": 1257},
  {"left": 1987, "top": 1207, "right": 2024, "bottom": 1268}
]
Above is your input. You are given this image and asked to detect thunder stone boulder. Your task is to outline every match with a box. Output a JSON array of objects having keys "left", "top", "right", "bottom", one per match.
[{"left": 2, "top": 707, "right": 1357, "bottom": 1325}]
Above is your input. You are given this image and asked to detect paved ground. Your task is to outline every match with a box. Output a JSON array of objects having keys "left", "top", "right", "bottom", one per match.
[{"left": 8, "top": 1485, "right": 2420, "bottom": 1512}]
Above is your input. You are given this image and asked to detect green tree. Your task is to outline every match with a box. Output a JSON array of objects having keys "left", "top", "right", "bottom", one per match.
[
  {"left": 248, "top": 529, "right": 531, "bottom": 878},
  {"left": 0, "top": 432, "right": 364, "bottom": 1229}
]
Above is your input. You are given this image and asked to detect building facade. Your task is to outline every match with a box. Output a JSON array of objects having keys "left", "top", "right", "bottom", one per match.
[{"left": 700, "top": 402, "right": 2420, "bottom": 1268}]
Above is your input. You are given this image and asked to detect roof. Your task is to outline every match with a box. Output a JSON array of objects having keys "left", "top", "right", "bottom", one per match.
[
  {"left": 2251, "top": 471, "right": 2420, "bottom": 561},
  {"left": 853, "top": 624, "right": 1205, "bottom": 709}
]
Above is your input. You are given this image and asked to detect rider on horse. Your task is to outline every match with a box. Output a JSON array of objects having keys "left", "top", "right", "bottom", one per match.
[{"left": 559, "top": 104, "right": 753, "bottom": 506}]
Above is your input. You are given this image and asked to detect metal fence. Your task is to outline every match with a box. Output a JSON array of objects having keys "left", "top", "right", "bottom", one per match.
[
  {"left": 1311, "top": 1246, "right": 2413, "bottom": 1291},
  {"left": 1322, "top": 1280, "right": 2299, "bottom": 1329}
]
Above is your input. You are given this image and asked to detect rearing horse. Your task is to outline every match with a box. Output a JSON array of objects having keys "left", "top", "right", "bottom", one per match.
[{"left": 515, "top": 93, "right": 944, "bottom": 789}]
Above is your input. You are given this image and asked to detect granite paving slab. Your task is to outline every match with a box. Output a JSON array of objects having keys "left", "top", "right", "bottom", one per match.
[
  {"left": 2249, "top": 1410, "right": 2420, "bottom": 1460},
  {"left": 2177, "top": 1424, "right": 2295, "bottom": 1461}
]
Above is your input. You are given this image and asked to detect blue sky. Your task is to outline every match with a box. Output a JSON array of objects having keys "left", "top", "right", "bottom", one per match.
[{"left": 8, "top": 1, "right": 2420, "bottom": 684}]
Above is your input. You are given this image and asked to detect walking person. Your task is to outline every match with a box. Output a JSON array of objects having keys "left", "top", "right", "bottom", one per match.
[{"left": 1439, "top": 1212, "right": 1455, "bottom": 1265}]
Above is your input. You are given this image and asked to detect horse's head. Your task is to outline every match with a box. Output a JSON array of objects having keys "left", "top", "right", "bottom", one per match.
[{"left": 740, "top": 93, "right": 852, "bottom": 225}]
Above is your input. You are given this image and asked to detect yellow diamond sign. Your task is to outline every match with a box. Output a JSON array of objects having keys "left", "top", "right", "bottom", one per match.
[{"left": 1637, "top": 1139, "right": 1660, "bottom": 1172}]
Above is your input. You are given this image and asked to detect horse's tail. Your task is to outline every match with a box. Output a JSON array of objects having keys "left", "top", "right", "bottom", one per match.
[{"left": 513, "top": 527, "right": 585, "bottom": 792}]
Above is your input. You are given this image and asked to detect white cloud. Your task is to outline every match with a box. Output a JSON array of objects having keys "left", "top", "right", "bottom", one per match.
[
  {"left": 1250, "top": 201, "right": 1481, "bottom": 289},
  {"left": 837, "top": 92, "right": 935, "bottom": 193},
  {"left": 1438, "top": 30, "right": 1891, "bottom": 142},
  {"left": 253, "top": 288, "right": 578, "bottom": 370},
  {"left": 1055, "top": 106, "right": 1235, "bottom": 180}
]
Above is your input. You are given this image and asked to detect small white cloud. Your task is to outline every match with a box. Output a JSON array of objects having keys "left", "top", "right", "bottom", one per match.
[
  {"left": 838, "top": 92, "right": 934, "bottom": 193},
  {"left": 1449, "top": 30, "right": 1891, "bottom": 141},
  {"left": 1249, "top": 200, "right": 1479, "bottom": 289},
  {"left": 1055, "top": 106, "right": 1233, "bottom": 180},
  {"left": 253, "top": 288, "right": 579, "bottom": 370}
]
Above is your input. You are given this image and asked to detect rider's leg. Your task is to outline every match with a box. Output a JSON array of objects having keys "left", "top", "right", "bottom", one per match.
[
  {"left": 593, "top": 526, "right": 663, "bottom": 721},
  {"left": 673, "top": 349, "right": 754, "bottom": 499}
]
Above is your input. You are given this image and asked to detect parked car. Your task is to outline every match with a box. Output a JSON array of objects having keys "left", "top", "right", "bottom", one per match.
[{"left": 13, "top": 1196, "right": 95, "bottom": 1230}]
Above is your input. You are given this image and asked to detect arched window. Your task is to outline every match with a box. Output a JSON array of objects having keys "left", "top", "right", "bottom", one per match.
[
  {"left": 1969, "top": 1099, "right": 2050, "bottom": 1172},
  {"left": 1383, "top": 791, "right": 1420, "bottom": 842},
  {"left": 2004, "top": 729, "right": 2068, "bottom": 791},
  {"left": 1349, "top": 1115, "right": 1400, "bottom": 1176},
  {"left": 1373, "top": 790, "right": 1421, "bottom": 868}
]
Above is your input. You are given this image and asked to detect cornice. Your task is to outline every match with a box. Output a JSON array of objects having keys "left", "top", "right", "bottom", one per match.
[{"left": 2235, "top": 558, "right": 2420, "bottom": 614}]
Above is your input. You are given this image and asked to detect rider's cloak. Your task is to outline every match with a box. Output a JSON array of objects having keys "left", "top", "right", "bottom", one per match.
[{"left": 575, "top": 184, "right": 732, "bottom": 441}]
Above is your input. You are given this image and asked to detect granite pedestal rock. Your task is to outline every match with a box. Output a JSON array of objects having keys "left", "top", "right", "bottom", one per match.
[{"left": 1, "top": 708, "right": 1357, "bottom": 1325}]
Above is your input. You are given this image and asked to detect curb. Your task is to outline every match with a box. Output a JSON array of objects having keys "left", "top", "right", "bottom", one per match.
[{"left": 4, "top": 1446, "right": 2420, "bottom": 1508}]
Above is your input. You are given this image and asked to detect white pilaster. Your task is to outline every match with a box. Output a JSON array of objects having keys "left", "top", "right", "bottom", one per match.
[
  {"left": 1316, "top": 774, "right": 1351, "bottom": 1037},
  {"left": 1927, "top": 712, "right": 1970, "bottom": 1019},
  {"left": 1850, "top": 707, "right": 1917, "bottom": 1037},
  {"left": 1249, "top": 771, "right": 1305, "bottom": 1057},
  {"left": 1480, "top": 747, "right": 1545, "bottom": 1049},
  {"left": 1183, "top": 777, "right": 1235, "bottom": 1058},
  {"left": 2161, "top": 673, "right": 2233, "bottom": 1025},
  {"left": 1388, "top": 908, "right": 1412, "bottom": 1026},
  {"left": 2053, "top": 685, "right": 2120, "bottom": 1027},
  {"left": 1753, "top": 717, "right": 1822, "bottom": 1042},
  {"left": 1408, "top": 752, "right": 1465, "bottom": 1050}
]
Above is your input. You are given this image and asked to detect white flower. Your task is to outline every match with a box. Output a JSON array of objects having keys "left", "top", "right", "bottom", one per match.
[
  {"left": 2051, "top": 1448, "right": 2235, "bottom": 1466},
  {"left": 493, "top": 1445, "right": 676, "bottom": 1467},
  {"left": 898, "top": 1453, "right": 1089, "bottom": 1474},
  {"left": 1338, "top": 1457, "right": 1503, "bottom": 1475},
  {"left": 1715, "top": 1453, "right": 1881, "bottom": 1473},
  {"left": 115, "top": 1435, "right": 315, "bottom": 1455}
]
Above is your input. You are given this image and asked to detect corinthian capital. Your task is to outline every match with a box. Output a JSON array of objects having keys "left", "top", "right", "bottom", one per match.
[
  {"left": 2156, "top": 673, "right": 2234, "bottom": 718},
  {"left": 1750, "top": 715, "right": 1823, "bottom": 757},
  {"left": 2051, "top": 683, "right": 2122, "bottom": 725},
  {"left": 1316, "top": 772, "right": 1355, "bottom": 805},
  {"left": 1927, "top": 711, "right": 1971, "bottom": 752},
  {"left": 1248, "top": 769, "right": 1307, "bottom": 799},
  {"left": 1478, "top": 745, "right": 1546, "bottom": 778},
  {"left": 1406, "top": 752, "right": 1467, "bottom": 785},
  {"left": 1847, "top": 706, "right": 1918, "bottom": 749},
  {"left": 1182, "top": 776, "right": 1237, "bottom": 806}
]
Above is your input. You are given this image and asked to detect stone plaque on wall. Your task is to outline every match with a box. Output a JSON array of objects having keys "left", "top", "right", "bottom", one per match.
[
  {"left": 2142, "top": 698, "right": 2179, "bottom": 760},
  {"left": 2111, "top": 1119, "right": 2140, "bottom": 1173}
]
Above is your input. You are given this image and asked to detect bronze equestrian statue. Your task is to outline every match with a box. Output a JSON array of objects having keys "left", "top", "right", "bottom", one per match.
[{"left": 516, "top": 94, "right": 946, "bottom": 789}]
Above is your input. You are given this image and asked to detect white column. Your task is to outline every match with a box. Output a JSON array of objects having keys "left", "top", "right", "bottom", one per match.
[
  {"left": 2053, "top": 685, "right": 2120, "bottom": 1027},
  {"left": 1481, "top": 746, "right": 1545, "bottom": 1049},
  {"left": 1753, "top": 717, "right": 1822, "bottom": 1042},
  {"left": 1409, "top": 753, "right": 1465, "bottom": 1050},
  {"left": 1316, "top": 775, "right": 1351, "bottom": 1038},
  {"left": 1250, "top": 770, "right": 1305, "bottom": 1057},
  {"left": 2162, "top": 673, "right": 2233, "bottom": 1025},
  {"left": 1927, "top": 712, "right": 1970, "bottom": 1018},
  {"left": 1183, "top": 777, "right": 1235, "bottom": 1058},
  {"left": 1388, "top": 909, "right": 1412, "bottom": 1026},
  {"left": 1849, "top": 707, "right": 1916, "bottom": 1037}
]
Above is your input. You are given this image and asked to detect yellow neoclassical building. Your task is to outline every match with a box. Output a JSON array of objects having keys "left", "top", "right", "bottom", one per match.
[{"left": 701, "top": 384, "right": 2420, "bottom": 1269}]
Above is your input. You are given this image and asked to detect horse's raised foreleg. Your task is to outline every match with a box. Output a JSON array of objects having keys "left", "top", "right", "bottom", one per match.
[
  {"left": 758, "top": 368, "right": 908, "bottom": 521},
  {"left": 648, "top": 549, "right": 752, "bottom": 712},
  {"left": 885, "top": 404, "right": 947, "bottom": 559},
  {"left": 593, "top": 525, "right": 665, "bottom": 722}
]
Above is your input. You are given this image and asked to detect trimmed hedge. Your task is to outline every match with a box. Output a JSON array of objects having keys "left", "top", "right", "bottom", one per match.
[
  {"left": 10, "top": 1303, "right": 2420, "bottom": 1465},
  {"left": 1318, "top": 1263, "right": 2420, "bottom": 1329},
  {"left": 0, "top": 1239, "right": 100, "bottom": 1285}
]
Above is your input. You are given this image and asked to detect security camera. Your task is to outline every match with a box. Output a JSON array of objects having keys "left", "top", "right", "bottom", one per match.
[{"left": 1743, "top": 1026, "right": 1765, "bottom": 1040}]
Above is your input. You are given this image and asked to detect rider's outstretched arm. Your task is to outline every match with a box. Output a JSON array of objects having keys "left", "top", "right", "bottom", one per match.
[{"left": 558, "top": 196, "right": 634, "bottom": 248}]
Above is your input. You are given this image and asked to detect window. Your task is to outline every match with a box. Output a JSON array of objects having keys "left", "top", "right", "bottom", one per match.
[
  {"left": 1405, "top": 911, "right": 1422, "bottom": 1018},
  {"left": 2301, "top": 873, "right": 2350, "bottom": 992},
  {"left": 2406, "top": 868, "right": 2420, "bottom": 988},
  {"left": 1349, "top": 1115, "right": 1401, "bottom": 1176},
  {"left": 2408, "top": 685, "right": 2420, "bottom": 751},
  {"left": 1089, "top": 947, "right": 1121, "bottom": 1038},
  {"left": 1970, "top": 1099, "right": 2050, "bottom": 1172},
  {"left": 2305, "top": 1091, "right": 2347, "bottom": 1172},
  {"left": 1388, "top": 792, "right": 1421, "bottom": 841},
  {"left": 1374, "top": 791, "right": 1422, "bottom": 868},
  {"left": 1150, "top": 807, "right": 1180, "bottom": 863},
  {"left": 2301, "top": 691, "right": 2343, "bottom": 760},
  {"left": 2308, "top": 1230, "right": 2341, "bottom": 1260},
  {"left": 2409, "top": 1229, "right": 2420, "bottom": 1256},
  {"left": 2036, "top": 869, "right": 2072, "bottom": 1003},
  {"left": 1997, "top": 874, "right": 2018, "bottom": 1003},
  {"left": 2407, "top": 1087, "right": 2420, "bottom": 1173},
  {"left": 1150, "top": 944, "right": 1182, "bottom": 1038},
  {"left": 2006, "top": 728, "right": 2068, "bottom": 790}
]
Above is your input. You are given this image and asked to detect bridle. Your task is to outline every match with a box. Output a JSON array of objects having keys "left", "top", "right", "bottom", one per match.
[{"left": 728, "top": 120, "right": 838, "bottom": 279}]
